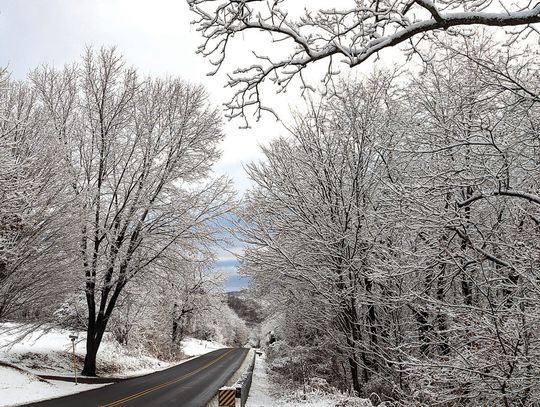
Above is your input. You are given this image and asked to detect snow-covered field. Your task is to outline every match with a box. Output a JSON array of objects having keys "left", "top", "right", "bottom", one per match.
[
  {"left": 0, "top": 364, "right": 107, "bottom": 406},
  {"left": 0, "top": 323, "right": 226, "bottom": 406},
  {"left": 246, "top": 353, "right": 374, "bottom": 407},
  {"left": 0, "top": 323, "right": 224, "bottom": 377}
]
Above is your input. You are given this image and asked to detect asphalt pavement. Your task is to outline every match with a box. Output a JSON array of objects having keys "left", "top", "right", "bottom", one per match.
[{"left": 26, "top": 347, "right": 248, "bottom": 407}]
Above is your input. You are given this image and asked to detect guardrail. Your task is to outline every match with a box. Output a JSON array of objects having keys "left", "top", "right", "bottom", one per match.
[
  {"left": 235, "top": 352, "right": 256, "bottom": 407},
  {"left": 218, "top": 351, "right": 256, "bottom": 407}
]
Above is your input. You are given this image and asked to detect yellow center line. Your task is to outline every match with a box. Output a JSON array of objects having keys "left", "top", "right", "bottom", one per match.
[{"left": 99, "top": 349, "right": 235, "bottom": 407}]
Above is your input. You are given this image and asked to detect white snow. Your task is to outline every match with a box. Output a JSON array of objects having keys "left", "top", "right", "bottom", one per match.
[
  {"left": 180, "top": 337, "right": 226, "bottom": 358},
  {"left": 0, "top": 324, "right": 227, "bottom": 377},
  {"left": 0, "top": 323, "right": 172, "bottom": 377},
  {"left": 0, "top": 365, "right": 106, "bottom": 407},
  {"left": 246, "top": 353, "right": 374, "bottom": 407},
  {"left": 0, "top": 323, "right": 228, "bottom": 406}
]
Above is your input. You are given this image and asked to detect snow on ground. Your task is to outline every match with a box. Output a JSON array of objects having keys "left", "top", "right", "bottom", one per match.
[
  {"left": 0, "top": 322, "right": 172, "bottom": 377},
  {"left": 0, "top": 323, "right": 227, "bottom": 406},
  {"left": 0, "top": 323, "right": 226, "bottom": 378},
  {"left": 246, "top": 353, "right": 374, "bottom": 407},
  {"left": 0, "top": 365, "right": 106, "bottom": 407},
  {"left": 180, "top": 337, "right": 226, "bottom": 358}
]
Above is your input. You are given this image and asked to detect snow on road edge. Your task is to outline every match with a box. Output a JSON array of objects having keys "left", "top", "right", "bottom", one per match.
[
  {"left": 246, "top": 353, "right": 374, "bottom": 407},
  {"left": 206, "top": 348, "right": 253, "bottom": 407}
]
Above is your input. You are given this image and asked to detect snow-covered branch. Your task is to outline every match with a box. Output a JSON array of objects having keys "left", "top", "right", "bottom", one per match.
[{"left": 188, "top": 0, "right": 540, "bottom": 120}]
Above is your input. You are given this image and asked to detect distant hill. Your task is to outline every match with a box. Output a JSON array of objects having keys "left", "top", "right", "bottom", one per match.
[{"left": 226, "top": 291, "right": 265, "bottom": 327}]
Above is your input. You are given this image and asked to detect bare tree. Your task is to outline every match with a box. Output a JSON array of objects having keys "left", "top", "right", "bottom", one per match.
[
  {"left": 239, "top": 73, "right": 402, "bottom": 395},
  {"left": 239, "top": 36, "right": 540, "bottom": 404},
  {"left": 108, "top": 256, "right": 222, "bottom": 359},
  {"left": 32, "top": 48, "right": 232, "bottom": 376}
]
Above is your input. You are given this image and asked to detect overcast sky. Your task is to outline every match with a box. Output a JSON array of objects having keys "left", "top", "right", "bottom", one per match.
[{"left": 0, "top": 0, "right": 294, "bottom": 192}]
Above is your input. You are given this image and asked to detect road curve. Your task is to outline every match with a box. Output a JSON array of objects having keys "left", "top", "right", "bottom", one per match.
[{"left": 27, "top": 348, "right": 248, "bottom": 407}]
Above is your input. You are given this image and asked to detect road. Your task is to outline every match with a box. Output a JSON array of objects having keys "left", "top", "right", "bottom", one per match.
[{"left": 27, "top": 348, "right": 248, "bottom": 407}]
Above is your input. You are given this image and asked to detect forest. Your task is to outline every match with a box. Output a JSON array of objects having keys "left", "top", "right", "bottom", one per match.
[
  {"left": 237, "top": 36, "right": 540, "bottom": 405},
  {"left": 2, "top": 0, "right": 540, "bottom": 406}
]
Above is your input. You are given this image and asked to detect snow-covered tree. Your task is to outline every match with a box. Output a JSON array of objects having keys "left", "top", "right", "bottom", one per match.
[
  {"left": 396, "top": 36, "right": 540, "bottom": 406},
  {"left": 0, "top": 70, "right": 73, "bottom": 321},
  {"left": 239, "top": 36, "right": 540, "bottom": 404},
  {"left": 108, "top": 257, "right": 224, "bottom": 359},
  {"left": 32, "top": 48, "right": 233, "bottom": 376},
  {"left": 239, "top": 73, "right": 401, "bottom": 395},
  {"left": 188, "top": 0, "right": 540, "bottom": 120}
]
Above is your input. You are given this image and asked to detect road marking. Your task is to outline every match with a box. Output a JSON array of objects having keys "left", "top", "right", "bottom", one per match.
[{"left": 100, "top": 349, "right": 236, "bottom": 407}]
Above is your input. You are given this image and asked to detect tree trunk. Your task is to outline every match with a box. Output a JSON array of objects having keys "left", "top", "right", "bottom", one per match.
[
  {"left": 82, "top": 319, "right": 108, "bottom": 376},
  {"left": 82, "top": 326, "right": 98, "bottom": 376},
  {"left": 365, "top": 278, "right": 378, "bottom": 348},
  {"left": 436, "top": 264, "right": 450, "bottom": 356},
  {"left": 347, "top": 299, "right": 365, "bottom": 393},
  {"left": 172, "top": 303, "right": 179, "bottom": 343},
  {"left": 411, "top": 306, "right": 431, "bottom": 355},
  {"left": 348, "top": 352, "right": 362, "bottom": 396}
]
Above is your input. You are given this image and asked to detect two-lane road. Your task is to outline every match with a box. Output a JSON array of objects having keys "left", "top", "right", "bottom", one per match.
[{"left": 27, "top": 348, "right": 248, "bottom": 407}]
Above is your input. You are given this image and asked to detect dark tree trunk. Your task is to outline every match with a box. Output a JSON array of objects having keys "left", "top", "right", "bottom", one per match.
[
  {"left": 82, "top": 324, "right": 98, "bottom": 376},
  {"left": 172, "top": 303, "right": 179, "bottom": 343},
  {"left": 411, "top": 306, "right": 431, "bottom": 355},
  {"left": 81, "top": 279, "right": 124, "bottom": 376},
  {"left": 82, "top": 276, "right": 98, "bottom": 376},
  {"left": 172, "top": 320, "right": 178, "bottom": 343},
  {"left": 347, "top": 297, "right": 365, "bottom": 393},
  {"left": 81, "top": 318, "right": 108, "bottom": 376},
  {"left": 82, "top": 338, "right": 98, "bottom": 376},
  {"left": 335, "top": 292, "right": 364, "bottom": 395},
  {"left": 365, "top": 277, "right": 378, "bottom": 348},
  {"left": 459, "top": 185, "right": 476, "bottom": 307},
  {"left": 436, "top": 274, "right": 450, "bottom": 356},
  {"left": 348, "top": 352, "right": 362, "bottom": 396}
]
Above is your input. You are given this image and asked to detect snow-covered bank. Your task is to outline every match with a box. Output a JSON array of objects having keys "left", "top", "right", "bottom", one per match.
[
  {"left": 0, "top": 323, "right": 225, "bottom": 378},
  {"left": 0, "top": 365, "right": 106, "bottom": 406},
  {"left": 0, "top": 323, "right": 173, "bottom": 377},
  {"left": 246, "top": 353, "right": 374, "bottom": 407},
  {"left": 0, "top": 322, "right": 229, "bottom": 405}
]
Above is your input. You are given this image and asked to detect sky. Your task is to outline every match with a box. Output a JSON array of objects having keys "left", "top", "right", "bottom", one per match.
[{"left": 0, "top": 0, "right": 289, "bottom": 291}]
